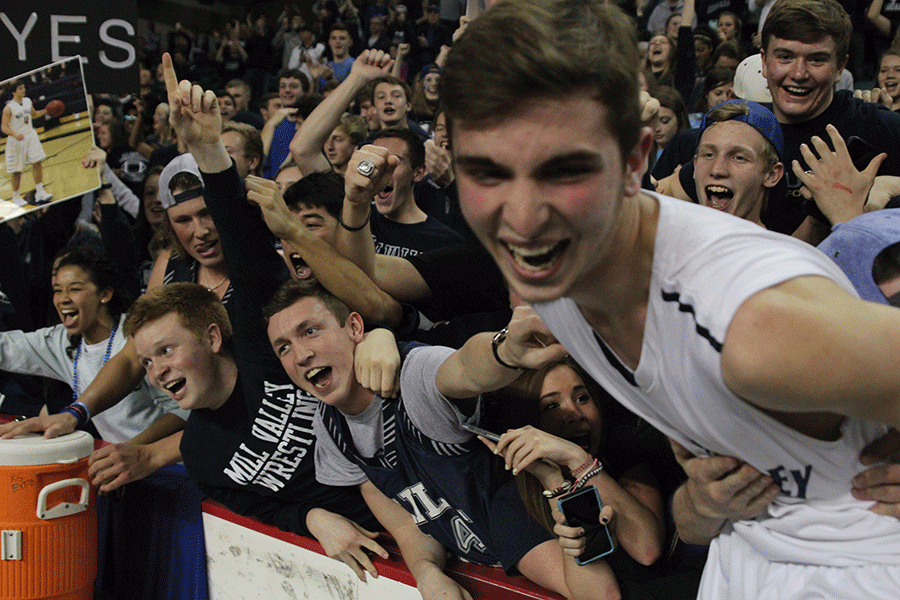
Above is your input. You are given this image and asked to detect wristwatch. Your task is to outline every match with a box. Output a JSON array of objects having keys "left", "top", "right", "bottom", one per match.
[{"left": 491, "top": 328, "right": 524, "bottom": 371}]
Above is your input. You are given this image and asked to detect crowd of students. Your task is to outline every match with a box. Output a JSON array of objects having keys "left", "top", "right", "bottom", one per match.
[{"left": 2, "top": 0, "right": 900, "bottom": 599}]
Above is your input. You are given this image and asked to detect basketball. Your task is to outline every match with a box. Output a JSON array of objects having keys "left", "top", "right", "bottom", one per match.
[{"left": 45, "top": 99, "right": 65, "bottom": 118}]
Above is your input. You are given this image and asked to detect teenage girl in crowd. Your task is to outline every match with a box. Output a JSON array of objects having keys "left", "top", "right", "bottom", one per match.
[
  {"left": 488, "top": 357, "right": 700, "bottom": 600},
  {"left": 651, "top": 86, "right": 690, "bottom": 167},
  {"left": 690, "top": 67, "right": 735, "bottom": 127},
  {"left": 0, "top": 245, "right": 185, "bottom": 444}
]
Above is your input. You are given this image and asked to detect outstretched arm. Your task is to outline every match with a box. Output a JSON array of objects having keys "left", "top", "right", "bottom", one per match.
[
  {"left": 723, "top": 276, "right": 900, "bottom": 429},
  {"left": 360, "top": 481, "right": 473, "bottom": 600},
  {"left": 791, "top": 124, "right": 886, "bottom": 233},
  {"left": 129, "top": 102, "right": 156, "bottom": 159},
  {"left": 0, "top": 339, "right": 146, "bottom": 440},
  {"left": 331, "top": 145, "right": 435, "bottom": 300},
  {"left": 244, "top": 175, "right": 404, "bottom": 327},
  {"left": 868, "top": 0, "right": 892, "bottom": 38},
  {"left": 261, "top": 107, "right": 296, "bottom": 157},
  {"left": 162, "top": 52, "right": 230, "bottom": 173},
  {"left": 289, "top": 49, "right": 393, "bottom": 175},
  {"left": 436, "top": 305, "right": 565, "bottom": 399},
  {"left": 336, "top": 145, "right": 398, "bottom": 278},
  {"left": 88, "top": 425, "right": 185, "bottom": 492}
]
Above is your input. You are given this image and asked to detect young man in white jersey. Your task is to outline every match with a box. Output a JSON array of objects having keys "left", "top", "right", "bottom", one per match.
[
  {"left": 443, "top": 1, "right": 900, "bottom": 598},
  {"left": 2, "top": 80, "right": 52, "bottom": 206}
]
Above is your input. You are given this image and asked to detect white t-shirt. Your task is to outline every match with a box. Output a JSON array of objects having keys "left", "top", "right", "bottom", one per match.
[{"left": 533, "top": 194, "right": 900, "bottom": 594}]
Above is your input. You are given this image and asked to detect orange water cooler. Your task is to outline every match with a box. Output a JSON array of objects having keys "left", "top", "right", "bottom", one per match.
[{"left": 0, "top": 431, "right": 96, "bottom": 600}]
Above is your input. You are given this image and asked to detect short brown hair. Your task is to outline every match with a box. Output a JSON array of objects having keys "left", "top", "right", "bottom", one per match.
[
  {"left": 371, "top": 127, "right": 425, "bottom": 170},
  {"left": 277, "top": 68, "right": 310, "bottom": 93},
  {"left": 258, "top": 92, "right": 281, "bottom": 112},
  {"left": 761, "top": 0, "right": 851, "bottom": 62},
  {"left": 263, "top": 279, "right": 351, "bottom": 327},
  {"left": 226, "top": 78, "right": 250, "bottom": 97},
  {"left": 442, "top": 0, "right": 641, "bottom": 162},
  {"left": 371, "top": 76, "right": 412, "bottom": 104},
  {"left": 222, "top": 120, "right": 264, "bottom": 176},
  {"left": 354, "top": 82, "right": 376, "bottom": 109},
  {"left": 124, "top": 282, "right": 233, "bottom": 344},
  {"left": 339, "top": 113, "right": 367, "bottom": 146}
]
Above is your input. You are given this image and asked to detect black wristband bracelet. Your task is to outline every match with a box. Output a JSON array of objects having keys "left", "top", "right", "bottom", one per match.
[
  {"left": 338, "top": 210, "right": 371, "bottom": 232},
  {"left": 491, "top": 328, "right": 524, "bottom": 371},
  {"left": 99, "top": 182, "right": 113, "bottom": 190}
]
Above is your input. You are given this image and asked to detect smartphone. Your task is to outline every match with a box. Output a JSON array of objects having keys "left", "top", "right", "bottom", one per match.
[
  {"left": 460, "top": 422, "right": 500, "bottom": 442},
  {"left": 557, "top": 486, "right": 616, "bottom": 565}
]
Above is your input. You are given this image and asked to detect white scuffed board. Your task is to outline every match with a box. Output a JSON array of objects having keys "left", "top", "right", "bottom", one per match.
[{"left": 203, "top": 513, "right": 421, "bottom": 600}]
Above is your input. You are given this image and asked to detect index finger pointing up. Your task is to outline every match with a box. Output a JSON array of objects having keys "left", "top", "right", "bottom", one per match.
[{"left": 162, "top": 53, "right": 181, "bottom": 105}]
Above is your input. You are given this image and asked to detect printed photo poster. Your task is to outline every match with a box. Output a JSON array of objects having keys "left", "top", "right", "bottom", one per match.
[{"left": 0, "top": 56, "right": 97, "bottom": 222}]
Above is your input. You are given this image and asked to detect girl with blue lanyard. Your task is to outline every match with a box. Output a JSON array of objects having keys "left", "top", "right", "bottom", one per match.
[{"left": 0, "top": 245, "right": 185, "bottom": 444}]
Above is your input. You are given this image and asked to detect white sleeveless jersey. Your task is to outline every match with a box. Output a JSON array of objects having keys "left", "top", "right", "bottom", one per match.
[
  {"left": 6, "top": 98, "right": 33, "bottom": 134},
  {"left": 534, "top": 193, "right": 900, "bottom": 573}
]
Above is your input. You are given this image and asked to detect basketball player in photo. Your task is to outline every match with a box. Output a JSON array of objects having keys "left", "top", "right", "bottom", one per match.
[{"left": 2, "top": 79, "right": 53, "bottom": 206}]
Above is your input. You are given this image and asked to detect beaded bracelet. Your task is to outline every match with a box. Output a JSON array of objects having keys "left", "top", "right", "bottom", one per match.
[
  {"left": 570, "top": 457, "right": 598, "bottom": 480},
  {"left": 60, "top": 401, "right": 91, "bottom": 428},
  {"left": 542, "top": 480, "right": 573, "bottom": 499},
  {"left": 573, "top": 464, "right": 605, "bottom": 491}
]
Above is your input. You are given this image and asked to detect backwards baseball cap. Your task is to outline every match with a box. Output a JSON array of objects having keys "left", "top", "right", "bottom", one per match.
[
  {"left": 158, "top": 153, "right": 205, "bottom": 209},
  {"left": 817, "top": 209, "right": 900, "bottom": 305},
  {"left": 680, "top": 99, "right": 786, "bottom": 211},
  {"left": 419, "top": 62, "right": 442, "bottom": 78},
  {"left": 698, "top": 99, "right": 784, "bottom": 163},
  {"left": 733, "top": 54, "right": 772, "bottom": 104}
]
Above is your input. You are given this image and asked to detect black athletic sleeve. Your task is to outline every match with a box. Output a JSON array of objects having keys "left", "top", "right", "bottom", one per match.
[
  {"left": 674, "top": 25, "right": 698, "bottom": 108},
  {"left": 199, "top": 162, "right": 290, "bottom": 361}
]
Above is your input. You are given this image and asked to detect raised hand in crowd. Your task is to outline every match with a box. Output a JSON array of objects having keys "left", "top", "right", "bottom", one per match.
[
  {"left": 853, "top": 87, "right": 892, "bottom": 108},
  {"left": 424, "top": 139, "right": 453, "bottom": 187},
  {"left": 163, "top": 52, "right": 222, "bottom": 152},
  {"left": 792, "top": 124, "right": 887, "bottom": 225}
]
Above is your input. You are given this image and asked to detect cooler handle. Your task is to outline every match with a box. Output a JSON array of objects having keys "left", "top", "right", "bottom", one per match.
[{"left": 36, "top": 478, "right": 90, "bottom": 520}]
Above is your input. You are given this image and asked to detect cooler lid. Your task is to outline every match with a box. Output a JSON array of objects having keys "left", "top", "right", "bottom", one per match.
[{"left": 0, "top": 430, "right": 94, "bottom": 466}]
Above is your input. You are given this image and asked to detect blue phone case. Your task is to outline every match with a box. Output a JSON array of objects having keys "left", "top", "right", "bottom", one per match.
[{"left": 557, "top": 485, "right": 616, "bottom": 564}]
